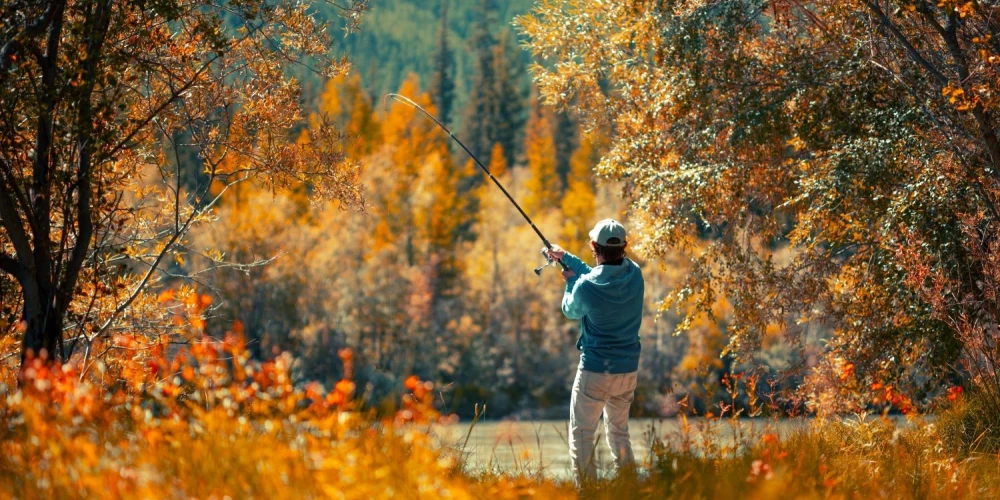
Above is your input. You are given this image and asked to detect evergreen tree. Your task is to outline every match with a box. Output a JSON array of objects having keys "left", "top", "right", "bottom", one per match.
[
  {"left": 429, "top": 0, "right": 455, "bottom": 126},
  {"left": 455, "top": 0, "right": 500, "bottom": 236},
  {"left": 462, "top": 0, "right": 498, "bottom": 161},
  {"left": 459, "top": 2, "right": 529, "bottom": 173},
  {"left": 491, "top": 30, "right": 527, "bottom": 169},
  {"left": 553, "top": 109, "right": 577, "bottom": 191}
]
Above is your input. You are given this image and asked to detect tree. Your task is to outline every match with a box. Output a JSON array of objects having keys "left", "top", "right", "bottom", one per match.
[
  {"left": 429, "top": 0, "right": 456, "bottom": 127},
  {"left": 0, "top": 0, "right": 367, "bottom": 366},
  {"left": 462, "top": 0, "right": 499, "bottom": 161},
  {"left": 553, "top": 109, "right": 577, "bottom": 190},
  {"left": 523, "top": 96, "right": 559, "bottom": 216},
  {"left": 194, "top": 185, "right": 313, "bottom": 360},
  {"left": 491, "top": 29, "right": 528, "bottom": 167},
  {"left": 378, "top": 74, "right": 448, "bottom": 253},
  {"left": 317, "top": 73, "right": 382, "bottom": 157},
  {"left": 518, "top": 0, "right": 1000, "bottom": 410},
  {"left": 459, "top": 2, "right": 529, "bottom": 170},
  {"left": 561, "top": 134, "right": 599, "bottom": 256},
  {"left": 488, "top": 142, "right": 508, "bottom": 178},
  {"left": 415, "top": 153, "right": 467, "bottom": 296}
]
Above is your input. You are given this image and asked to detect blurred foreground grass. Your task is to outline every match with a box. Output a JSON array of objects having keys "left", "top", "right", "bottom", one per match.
[
  {"left": 580, "top": 412, "right": 1000, "bottom": 499},
  {"left": 0, "top": 326, "right": 998, "bottom": 498}
]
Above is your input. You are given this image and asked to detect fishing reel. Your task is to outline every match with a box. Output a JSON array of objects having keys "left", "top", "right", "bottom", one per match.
[{"left": 534, "top": 248, "right": 557, "bottom": 275}]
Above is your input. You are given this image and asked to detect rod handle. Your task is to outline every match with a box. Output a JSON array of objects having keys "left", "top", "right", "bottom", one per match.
[{"left": 541, "top": 240, "right": 570, "bottom": 271}]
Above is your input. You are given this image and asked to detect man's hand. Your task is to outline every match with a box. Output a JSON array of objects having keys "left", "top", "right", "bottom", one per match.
[
  {"left": 546, "top": 244, "right": 566, "bottom": 261},
  {"left": 561, "top": 269, "right": 577, "bottom": 281}
]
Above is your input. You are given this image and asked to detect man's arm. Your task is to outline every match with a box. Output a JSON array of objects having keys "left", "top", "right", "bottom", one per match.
[
  {"left": 559, "top": 251, "right": 592, "bottom": 277},
  {"left": 545, "top": 244, "right": 592, "bottom": 276},
  {"left": 562, "top": 276, "right": 591, "bottom": 319}
]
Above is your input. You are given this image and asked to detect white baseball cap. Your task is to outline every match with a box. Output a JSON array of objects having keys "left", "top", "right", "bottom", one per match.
[{"left": 589, "top": 219, "right": 627, "bottom": 247}]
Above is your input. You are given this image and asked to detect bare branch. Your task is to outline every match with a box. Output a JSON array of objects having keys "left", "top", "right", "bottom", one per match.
[
  {"left": 104, "top": 54, "right": 220, "bottom": 161},
  {"left": 0, "top": 173, "right": 34, "bottom": 270},
  {"left": 861, "top": 0, "right": 949, "bottom": 86},
  {"left": 57, "top": 0, "right": 114, "bottom": 311},
  {"left": 91, "top": 175, "right": 250, "bottom": 339},
  {"left": 0, "top": 1, "right": 62, "bottom": 83}
]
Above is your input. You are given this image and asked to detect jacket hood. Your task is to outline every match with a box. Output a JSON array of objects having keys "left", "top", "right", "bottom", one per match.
[{"left": 584, "top": 259, "right": 643, "bottom": 304}]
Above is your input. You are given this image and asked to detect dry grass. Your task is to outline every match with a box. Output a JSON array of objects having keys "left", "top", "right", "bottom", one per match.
[{"left": 576, "top": 416, "right": 998, "bottom": 499}]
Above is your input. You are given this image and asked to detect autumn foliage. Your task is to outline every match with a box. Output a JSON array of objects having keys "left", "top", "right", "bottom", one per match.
[
  {"left": 518, "top": 0, "right": 1000, "bottom": 414},
  {"left": 10, "top": 0, "right": 1000, "bottom": 495},
  {"left": 0, "top": 0, "right": 366, "bottom": 368},
  {"left": 0, "top": 297, "right": 573, "bottom": 498}
]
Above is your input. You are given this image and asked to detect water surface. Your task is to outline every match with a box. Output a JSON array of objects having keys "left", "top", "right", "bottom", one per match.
[{"left": 433, "top": 417, "right": 811, "bottom": 480}]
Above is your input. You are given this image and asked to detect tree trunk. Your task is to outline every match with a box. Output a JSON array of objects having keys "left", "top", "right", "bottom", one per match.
[
  {"left": 21, "top": 286, "right": 62, "bottom": 362},
  {"left": 8, "top": 0, "right": 105, "bottom": 368}
]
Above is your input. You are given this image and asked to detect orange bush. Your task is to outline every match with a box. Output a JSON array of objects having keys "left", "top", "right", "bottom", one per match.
[{"left": 0, "top": 301, "right": 574, "bottom": 499}]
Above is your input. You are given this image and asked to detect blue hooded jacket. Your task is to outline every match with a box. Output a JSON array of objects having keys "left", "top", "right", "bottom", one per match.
[{"left": 560, "top": 251, "right": 643, "bottom": 374}]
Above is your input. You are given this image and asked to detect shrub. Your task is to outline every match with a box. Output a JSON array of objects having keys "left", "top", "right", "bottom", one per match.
[
  {"left": 936, "top": 388, "right": 1000, "bottom": 455},
  {"left": 0, "top": 319, "right": 573, "bottom": 498}
]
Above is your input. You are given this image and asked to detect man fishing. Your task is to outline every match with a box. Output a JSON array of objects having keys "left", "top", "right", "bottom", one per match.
[
  {"left": 546, "top": 218, "right": 644, "bottom": 481},
  {"left": 383, "top": 94, "right": 643, "bottom": 479}
]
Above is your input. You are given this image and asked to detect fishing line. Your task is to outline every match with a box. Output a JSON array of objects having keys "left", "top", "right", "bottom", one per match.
[{"left": 383, "top": 93, "right": 567, "bottom": 275}]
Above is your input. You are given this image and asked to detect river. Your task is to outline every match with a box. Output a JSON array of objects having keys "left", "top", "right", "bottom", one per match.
[{"left": 432, "top": 417, "right": 814, "bottom": 480}]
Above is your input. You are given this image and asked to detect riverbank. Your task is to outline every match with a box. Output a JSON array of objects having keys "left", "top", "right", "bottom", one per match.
[
  {"left": 433, "top": 416, "right": 917, "bottom": 480},
  {"left": 442, "top": 411, "right": 1000, "bottom": 498}
]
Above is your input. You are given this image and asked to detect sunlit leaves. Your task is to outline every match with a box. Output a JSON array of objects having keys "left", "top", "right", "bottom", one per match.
[
  {"left": 0, "top": 312, "right": 578, "bottom": 498},
  {"left": 0, "top": 0, "right": 365, "bottom": 365},
  {"left": 517, "top": 0, "right": 1000, "bottom": 410}
]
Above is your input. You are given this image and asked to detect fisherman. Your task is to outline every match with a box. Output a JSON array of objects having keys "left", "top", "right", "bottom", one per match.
[
  {"left": 546, "top": 218, "right": 644, "bottom": 482},
  {"left": 385, "top": 93, "right": 644, "bottom": 479}
]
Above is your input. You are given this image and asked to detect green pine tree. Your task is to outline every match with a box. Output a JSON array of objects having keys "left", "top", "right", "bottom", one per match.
[
  {"left": 491, "top": 29, "right": 527, "bottom": 169},
  {"left": 553, "top": 109, "right": 576, "bottom": 192},
  {"left": 429, "top": 0, "right": 455, "bottom": 126},
  {"left": 462, "top": 0, "right": 498, "bottom": 161}
]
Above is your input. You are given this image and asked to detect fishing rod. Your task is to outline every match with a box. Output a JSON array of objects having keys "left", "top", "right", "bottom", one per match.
[{"left": 383, "top": 93, "right": 567, "bottom": 275}]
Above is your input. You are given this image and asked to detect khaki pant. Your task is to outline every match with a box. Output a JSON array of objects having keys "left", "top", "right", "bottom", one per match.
[{"left": 568, "top": 368, "right": 638, "bottom": 480}]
